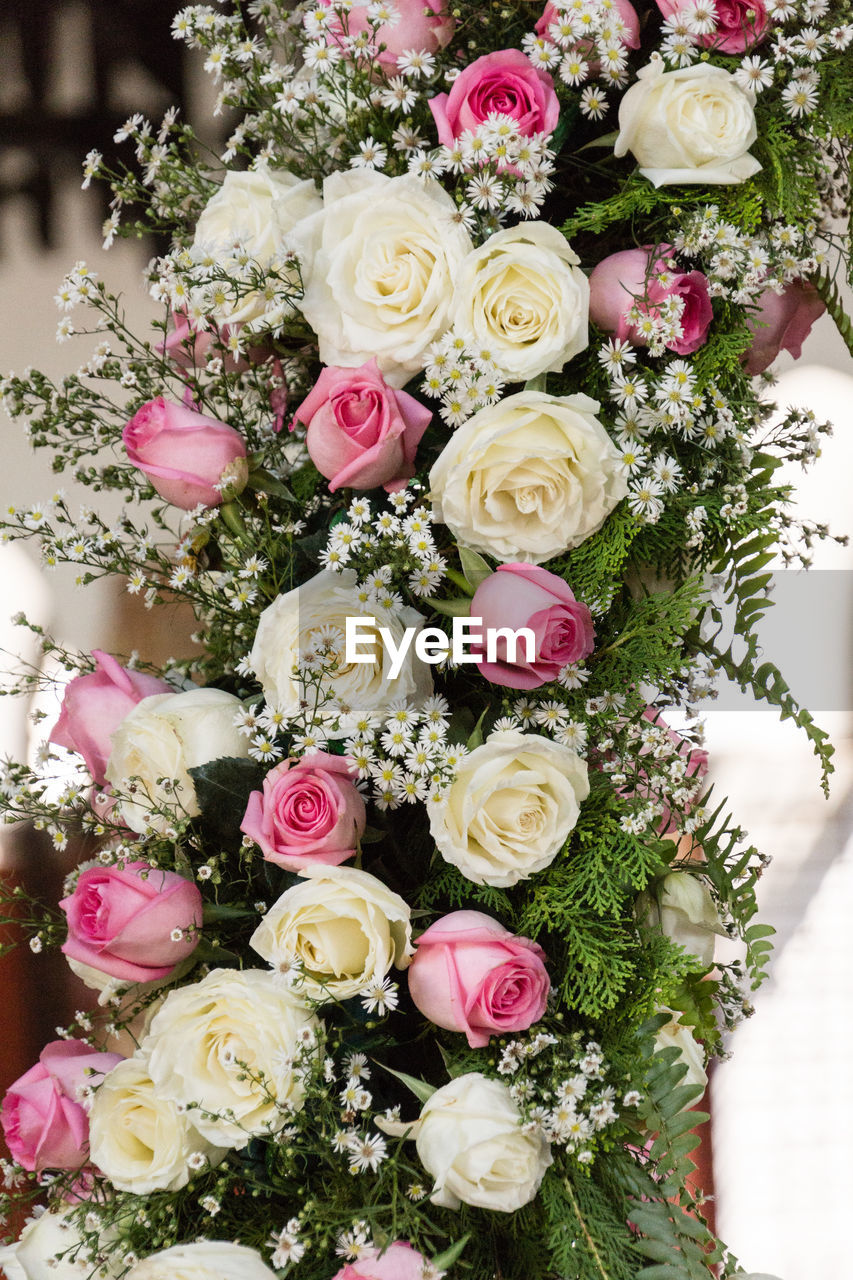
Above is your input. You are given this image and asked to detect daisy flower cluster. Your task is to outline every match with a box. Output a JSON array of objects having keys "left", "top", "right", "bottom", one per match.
[
  {"left": 319, "top": 489, "right": 447, "bottom": 600},
  {"left": 596, "top": 342, "right": 737, "bottom": 521},
  {"left": 497, "top": 1031, "right": 624, "bottom": 1164},
  {"left": 674, "top": 206, "right": 826, "bottom": 305},
  {"left": 602, "top": 710, "right": 708, "bottom": 838},
  {"left": 523, "top": 0, "right": 637, "bottom": 118},
  {"left": 752, "top": 0, "right": 852, "bottom": 120},
  {"left": 489, "top": 692, "right": 593, "bottom": 754},
  {"left": 324, "top": 1052, "right": 394, "bottom": 1176},
  {"left": 426, "top": 114, "right": 557, "bottom": 229},
  {"left": 148, "top": 235, "right": 304, "bottom": 347},
  {"left": 420, "top": 330, "right": 505, "bottom": 427}
]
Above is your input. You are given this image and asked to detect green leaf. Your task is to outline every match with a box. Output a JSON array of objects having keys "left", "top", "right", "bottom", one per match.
[
  {"left": 358, "top": 825, "right": 386, "bottom": 845},
  {"left": 430, "top": 597, "right": 473, "bottom": 618},
  {"left": 458, "top": 544, "right": 493, "bottom": 591},
  {"left": 378, "top": 1063, "right": 436, "bottom": 1104},
  {"left": 246, "top": 467, "right": 296, "bottom": 501},
  {"left": 431, "top": 1237, "right": 470, "bottom": 1271},
  {"left": 576, "top": 130, "right": 619, "bottom": 151},
  {"left": 466, "top": 708, "right": 488, "bottom": 750},
  {"left": 188, "top": 756, "right": 266, "bottom": 848},
  {"left": 202, "top": 903, "right": 258, "bottom": 923}
]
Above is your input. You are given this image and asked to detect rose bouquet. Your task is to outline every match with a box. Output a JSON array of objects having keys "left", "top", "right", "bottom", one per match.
[{"left": 1, "top": 1, "right": 851, "bottom": 1278}]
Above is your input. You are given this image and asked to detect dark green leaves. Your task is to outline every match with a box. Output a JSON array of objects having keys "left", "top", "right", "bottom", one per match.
[{"left": 188, "top": 755, "right": 266, "bottom": 848}]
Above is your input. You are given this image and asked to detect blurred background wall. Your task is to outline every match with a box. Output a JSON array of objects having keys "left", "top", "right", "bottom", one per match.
[{"left": 2, "top": 6, "right": 853, "bottom": 1277}]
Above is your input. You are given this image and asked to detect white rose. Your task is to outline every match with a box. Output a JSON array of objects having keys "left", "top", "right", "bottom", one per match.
[
  {"left": 428, "top": 729, "right": 589, "bottom": 887},
  {"left": 638, "top": 872, "right": 725, "bottom": 968},
  {"left": 105, "top": 687, "right": 250, "bottom": 834},
  {"left": 291, "top": 170, "right": 474, "bottom": 387},
  {"left": 251, "top": 864, "right": 413, "bottom": 1000},
  {"left": 250, "top": 567, "right": 432, "bottom": 719},
  {"left": 614, "top": 59, "right": 761, "bottom": 188},
  {"left": 429, "top": 391, "right": 627, "bottom": 564},
  {"left": 416, "top": 1073, "right": 552, "bottom": 1211},
  {"left": 89, "top": 1054, "right": 226, "bottom": 1193},
  {"left": 193, "top": 166, "right": 322, "bottom": 325},
  {"left": 126, "top": 1242, "right": 278, "bottom": 1280},
  {"left": 653, "top": 1008, "right": 707, "bottom": 1097},
  {"left": 0, "top": 1206, "right": 118, "bottom": 1280},
  {"left": 452, "top": 223, "right": 589, "bottom": 382},
  {"left": 145, "top": 967, "right": 319, "bottom": 1147}
]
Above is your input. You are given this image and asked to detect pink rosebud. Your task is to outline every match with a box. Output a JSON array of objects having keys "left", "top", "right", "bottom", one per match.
[
  {"left": 408, "top": 909, "right": 550, "bottom": 1048},
  {"left": 656, "top": 0, "right": 769, "bottom": 52},
  {"left": 469, "top": 563, "right": 595, "bottom": 690},
  {"left": 160, "top": 309, "right": 271, "bottom": 374},
  {"left": 59, "top": 860, "right": 203, "bottom": 984},
  {"left": 536, "top": 0, "right": 640, "bottom": 49},
  {"left": 321, "top": 0, "right": 454, "bottom": 72},
  {"left": 333, "top": 1244, "right": 430, "bottom": 1280},
  {"left": 294, "top": 360, "right": 431, "bottom": 493},
  {"left": 49, "top": 650, "right": 171, "bottom": 788},
  {"left": 428, "top": 49, "right": 560, "bottom": 148},
  {"left": 1, "top": 1041, "right": 122, "bottom": 1173},
  {"left": 240, "top": 753, "right": 366, "bottom": 874},
  {"left": 122, "top": 396, "right": 248, "bottom": 510},
  {"left": 744, "top": 279, "right": 826, "bottom": 375},
  {"left": 589, "top": 246, "right": 713, "bottom": 356}
]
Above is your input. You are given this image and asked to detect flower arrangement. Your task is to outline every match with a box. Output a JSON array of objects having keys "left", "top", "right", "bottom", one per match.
[{"left": 1, "top": 1, "right": 852, "bottom": 1278}]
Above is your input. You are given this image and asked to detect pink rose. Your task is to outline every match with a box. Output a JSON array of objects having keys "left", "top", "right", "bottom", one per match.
[
  {"left": 240, "top": 753, "right": 366, "bottom": 873},
  {"left": 656, "top": 0, "right": 769, "bottom": 52},
  {"left": 294, "top": 359, "right": 431, "bottom": 493},
  {"left": 49, "top": 650, "right": 171, "bottom": 788},
  {"left": 536, "top": 0, "right": 640, "bottom": 49},
  {"left": 160, "top": 309, "right": 254, "bottom": 373},
  {"left": 428, "top": 49, "right": 560, "bottom": 148},
  {"left": 59, "top": 860, "right": 203, "bottom": 984},
  {"left": 322, "top": 0, "right": 455, "bottom": 72},
  {"left": 469, "top": 563, "right": 595, "bottom": 690},
  {"left": 589, "top": 246, "right": 713, "bottom": 356},
  {"left": 1, "top": 1041, "right": 122, "bottom": 1173},
  {"left": 122, "top": 396, "right": 248, "bottom": 509},
  {"left": 332, "top": 1244, "right": 430, "bottom": 1280},
  {"left": 408, "top": 909, "right": 550, "bottom": 1048},
  {"left": 744, "top": 279, "right": 826, "bottom": 375}
]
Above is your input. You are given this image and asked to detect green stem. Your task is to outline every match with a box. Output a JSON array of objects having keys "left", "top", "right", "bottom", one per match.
[{"left": 562, "top": 1176, "right": 611, "bottom": 1280}]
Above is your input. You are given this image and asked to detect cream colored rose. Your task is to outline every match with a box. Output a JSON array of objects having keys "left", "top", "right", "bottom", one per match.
[
  {"left": 250, "top": 864, "right": 413, "bottom": 1000},
  {"left": 638, "top": 872, "right": 725, "bottom": 969},
  {"left": 105, "top": 687, "right": 250, "bottom": 835},
  {"left": 89, "top": 1055, "right": 226, "bottom": 1193},
  {"left": 429, "top": 391, "right": 627, "bottom": 564},
  {"left": 193, "top": 166, "right": 322, "bottom": 325},
  {"left": 0, "top": 1206, "right": 118, "bottom": 1280},
  {"left": 428, "top": 728, "right": 589, "bottom": 887},
  {"left": 416, "top": 1072, "right": 552, "bottom": 1211},
  {"left": 653, "top": 1008, "right": 708, "bottom": 1097},
  {"left": 291, "top": 170, "right": 474, "bottom": 387},
  {"left": 126, "top": 1243, "right": 278, "bottom": 1280},
  {"left": 453, "top": 223, "right": 589, "bottom": 381},
  {"left": 250, "top": 567, "right": 433, "bottom": 719},
  {"left": 145, "top": 967, "right": 319, "bottom": 1147},
  {"left": 614, "top": 59, "right": 761, "bottom": 187}
]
